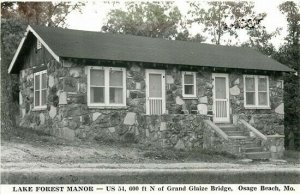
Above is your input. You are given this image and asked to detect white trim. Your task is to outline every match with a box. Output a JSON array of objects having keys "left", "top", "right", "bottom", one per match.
[
  {"left": 37, "top": 39, "right": 42, "bottom": 50},
  {"left": 212, "top": 73, "right": 230, "bottom": 123},
  {"left": 87, "top": 66, "right": 126, "bottom": 107},
  {"left": 278, "top": 80, "right": 284, "bottom": 89},
  {"left": 243, "top": 75, "right": 270, "bottom": 109},
  {"left": 182, "top": 71, "right": 197, "bottom": 98},
  {"left": 19, "top": 91, "right": 23, "bottom": 106},
  {"left": 8, "top": 25, "right": 60, "bottom": 74},
  {"left": 145, "top": 69, "right": 166, "bottom": 115},
  {"left": 33, "top": 69, "right": 47, "bottom": 110}
]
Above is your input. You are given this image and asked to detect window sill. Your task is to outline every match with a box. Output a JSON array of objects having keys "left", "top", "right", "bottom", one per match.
[
  {"left": 32, "top": 107, "right": 47, "bottom": 111},
  {"left": 182, "top": 96, "right": 197, "bottom": 100},
  {"left": 244, "top": 106, "right": 271, "bottom": 110},
  {"left": 88, "top": 106, "right": 128, "bottom": 110}
]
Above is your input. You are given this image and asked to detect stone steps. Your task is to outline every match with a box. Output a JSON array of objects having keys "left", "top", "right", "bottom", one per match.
[
  {"left": 217, "top": 123, "right": 271, "bottom": 160},
  {"left": 245, "top": 152, "right": 271, "bottom": 160},
  {"left": 242, "top": 141, "right": 262, "bottom": 148}
]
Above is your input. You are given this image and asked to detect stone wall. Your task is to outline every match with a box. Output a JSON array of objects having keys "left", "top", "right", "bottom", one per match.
[
  {"left": 263, "top": 135, "right": 285, "bottom": 159},
  {"left": 17, "top": 41, "right": 285, "bottom": 146},
  {"left": 137, "top": 114, "right": 208, "bottom": 149},
  {"left": 229, "top": 72, "right": 284, "bottom": 135},
  {"left": 19, "top": 40, "right": 63, "bottom": 134},
  {"left": 18, "top": 57, "right": 210, "bottom": 142},
  {"left": 165, "top": 68, "right": 213, "bottom": 114}
]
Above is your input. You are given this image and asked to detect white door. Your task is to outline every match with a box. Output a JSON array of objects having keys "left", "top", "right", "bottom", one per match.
[
  {"left": 212, "top": 73, "right": 230, "bottom": 123},
  {"left": 146, "top": 69, "right": 166, "bottom": 115}
]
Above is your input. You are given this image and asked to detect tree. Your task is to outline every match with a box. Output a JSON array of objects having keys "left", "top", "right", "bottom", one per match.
[
  {"left": 102, "top": 2, "right": 204, "bottom": 41},
  {"left": 189, "top": 1, "right": 256, "bottom": 45},
  {"left": 274, "top": 1, "right": 300, "bottom": 150},
  {"left": 1, "top": 2, "right": 85, "bottom": 132},
  {"left": 16, "top": 2, "right": 85, "bottom": 27},
  {"left": 241, "top": 19, "right": 281, "bottom": 56},
  {"left": 1, "top": 19, "right": 26, "bottom": 132}
]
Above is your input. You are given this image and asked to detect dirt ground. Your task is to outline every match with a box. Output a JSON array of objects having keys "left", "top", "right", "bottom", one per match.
[
  {"left": 1, "top": 127, "right": 300, "bottom": 166},
  {"left": 1, "top": 128, "right": 299, "bottom": 184}
]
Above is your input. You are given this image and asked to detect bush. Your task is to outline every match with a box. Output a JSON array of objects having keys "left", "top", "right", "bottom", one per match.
[{"left": 123, "top": 133, "right": 138, "bottom": 144}]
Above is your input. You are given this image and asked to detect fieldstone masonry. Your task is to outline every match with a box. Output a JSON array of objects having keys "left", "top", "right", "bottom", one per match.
[
  {"left": 229, "top": 73, "right": 284, "bottom": 135},
  {"left": 17, "top": 44, "right": 285, "bottom": 156}
]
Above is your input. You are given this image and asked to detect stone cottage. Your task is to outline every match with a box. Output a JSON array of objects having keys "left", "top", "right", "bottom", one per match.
[{"left": 8, "top": 25, "right": 294, "bottom": 159}]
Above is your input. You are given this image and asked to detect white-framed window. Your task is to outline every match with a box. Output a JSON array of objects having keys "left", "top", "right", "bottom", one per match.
[
  {"left": 87, "top": 66, "right": 126, "bottom": 107},
  {"left": 34, "top": 70, "right": 47, "bottom": 109},
  {"left": 278, "top": 80, "right": 284, "bottom": 89},
  {"left": 182, "top": 71, "right": 196, "bottom": 98},
  {"left": 37, "top": 40, "right": 42, "bottom": 50},
  {"left": 244, "top": 75, "right": 270, "bottom": 108}
]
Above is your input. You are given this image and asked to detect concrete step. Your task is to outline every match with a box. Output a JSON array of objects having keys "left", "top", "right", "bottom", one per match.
[
  {"left": 245, "top": 152, "right": 271, "bottom": 160},
  {"left": 241, "top": 147, "right": 263, "bottom": 153},
  {"left": 228, "top": 136, "right": 248, "bottom": 139},
  {"left": 225, "top": 130, "right": 247, "bottom": 136},
  {"left": 218, "top": 125, "right": 239, "bottom": 131},
  {"left": 243, "top": 142, "right": 261, "bottom": 148},
  {"left": 217, "top": 123, "right": 235, "bottom": 127}
]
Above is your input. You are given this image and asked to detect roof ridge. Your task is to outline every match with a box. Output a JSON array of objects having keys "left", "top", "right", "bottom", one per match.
[{"left": 30, "top": 25, "right": 253, "bottom": 50}]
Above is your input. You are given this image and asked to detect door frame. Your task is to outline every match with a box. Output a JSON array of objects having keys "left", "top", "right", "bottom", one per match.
[
  {"left": 212, "top": 73, "right": 230, "bottom": 123},
  {"left": 145, "top": 69, "right": 166, "bottom": 115}
]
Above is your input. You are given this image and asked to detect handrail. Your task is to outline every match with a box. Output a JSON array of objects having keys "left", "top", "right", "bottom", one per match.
[
  {"left": 239, "top": 119, "right": 267, "bottom": 141},
  {"left": 204, "top": 120, "right": 229, "bottom": 141}
]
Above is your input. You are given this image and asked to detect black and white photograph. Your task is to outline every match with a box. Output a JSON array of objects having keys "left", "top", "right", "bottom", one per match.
[{"left": 1, "top": 0, "right": 299, "bottom": 191}]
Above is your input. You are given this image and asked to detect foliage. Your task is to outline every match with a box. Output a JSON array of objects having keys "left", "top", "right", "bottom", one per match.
[
  {"left": 241, "top": 21, "right": 281, "bottom": 56},
  {"left": 3, "top": 2, "right": 85, "bottom": 27},
  {"left": 189, "top": 1, "right": 256, "bottom": 45},
  {"left": 1, "top": 19, "right": 26, "bottom": 132},
  {"left": 275, "top": 1, "right": 300, "bottom": 150},
  {"left": 1, "top": 2, "right": 85, "bottom": 132},
  {"left": 279, "top": 1, "right": 300, "bottom": 49},
  {"left": 102, "top": 2, "right": 205, "bottom": 41}
]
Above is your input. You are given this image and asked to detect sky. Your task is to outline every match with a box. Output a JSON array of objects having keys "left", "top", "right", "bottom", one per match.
[{"left": 66, "top": 0, "right": 292, "bottom": 48}]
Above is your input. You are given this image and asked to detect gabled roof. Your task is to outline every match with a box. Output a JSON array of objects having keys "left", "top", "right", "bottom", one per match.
[{"left": 9, "top": 25, "right": 293, "bottom": 73}]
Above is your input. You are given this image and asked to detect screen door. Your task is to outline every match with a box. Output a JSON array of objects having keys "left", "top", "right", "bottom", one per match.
[
  {"left": 212, "top": 73, "right": 230, "bottom": 123},
  {"left": 146, "top": 69, "right": 166, "bottom": 115}
]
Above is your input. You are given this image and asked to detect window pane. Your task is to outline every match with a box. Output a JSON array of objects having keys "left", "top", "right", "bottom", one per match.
[
  {"left": 41, "top": 89, "right": 47, "bottom": 105},
  {"left": 90, "top": 87, "right": 104, "bottom": 103},
  {"left": 90, "top": 69, "right": 104, "bottom": 86},
  {"left": 184, "top": 74, "right": 194, "bottom": 84},
  {"left": 245, "top": 77, "right": 255, "bottom": 91},
  {"left": 246, "top": 92, "right": 255, "bottom": 105},
  {"left": 35, "top": 74, "right": 40, "bottom": 90},
  {"left": 109, "top": 70, "right": 123, "bottom": 87},
  {"left": 110, "top": 88, "right": 123, "bottom": 104},
  {"left": 35, "top": 91, "right": 40, "bottom": 106},
  {"left": 258, "top": 92, "right": 268, "bottom": 105},
  {"left": 184, "top": 85, "right": 194, "bottom": 95},
  {"left": 215, "top": 77, "right": 226, "bottom": 99},
  {"left": 42, "top": 73, "right": 47, "bottom": 89},
  {"left": 149, "top": 74, "right": 162, "bottom": 97},
  {"left": 258, "top": 77, "right": 267, "bottom": 91}
]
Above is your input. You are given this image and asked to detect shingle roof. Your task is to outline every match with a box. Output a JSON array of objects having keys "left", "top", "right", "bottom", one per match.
[{"left": 10, "top": 25, "right": 294, "bottom": 73}]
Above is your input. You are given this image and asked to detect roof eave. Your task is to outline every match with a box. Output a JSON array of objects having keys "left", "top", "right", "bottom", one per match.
[{"left": 60, "top": 56, "right": 295, "bottom": 72}]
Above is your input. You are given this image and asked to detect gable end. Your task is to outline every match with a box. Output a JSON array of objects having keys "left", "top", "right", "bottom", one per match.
[{"left": 8, "top": 25, "right": 60, "bottom": 74}]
